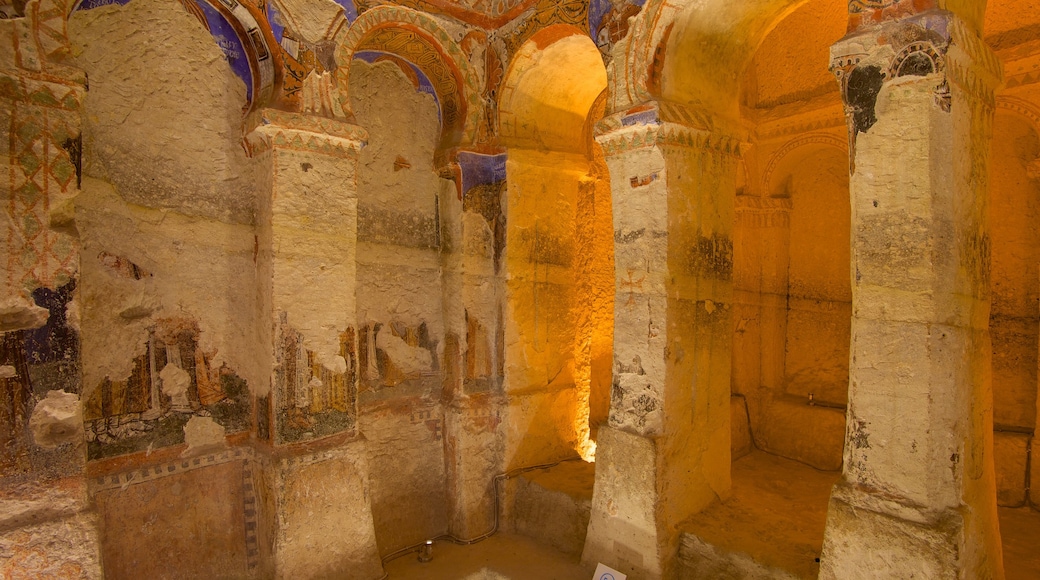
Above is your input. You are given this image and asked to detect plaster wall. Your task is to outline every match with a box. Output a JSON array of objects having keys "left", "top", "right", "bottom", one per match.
[
  {"left": 783, "top": 149, "right": 851, "bottom": 408},
  {"left": 988, "top": 109, "right": 1039, "bottom": 507},
  {"left": 502, "top": 149, "right": 584, "bottom": 467},
  {"left": 69, "top": 0, "right": 261, "bottom": 225},
  {"left": 350, "top": 59, "right": 452, "bottom": 555},
  {"left": 95, "top": 459, "right": 250, "bottom": 579},
  {"left": 729, "top": 0, "right": 852, "bottom": 472}
]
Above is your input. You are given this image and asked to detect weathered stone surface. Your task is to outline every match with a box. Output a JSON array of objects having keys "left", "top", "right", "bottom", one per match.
[
  {"left": 510, "top": 459, "right": 593, "bottom": 557},
  {"left": 731, "top": 396, "right": 753, "bottom": 460},
  {"left": 0, "top": 510, "right": 102, "bottom": 579},
  {"left": 69, "top": 0, "right": 260, "bottom": 224},
  {"left": 821, "top": 18, "right": 1004, "bottom": 579},
  {"left": 582, "top": 426, "right": 662, "bottom": 578},
  {"left": 29, "top": 390, "right": 83, "bottom": 449},
  {"left": 96, "top": 459, "right": 250, "bottom": 578},
  {"left": 264, "top": 442, "right": 383, "bottom": 580},
  {"left": 753, "top": 398, "right": 844, "bottom": 471},
  {"left": 993, "top": 431, "right": 1029, "bottom": 506}
]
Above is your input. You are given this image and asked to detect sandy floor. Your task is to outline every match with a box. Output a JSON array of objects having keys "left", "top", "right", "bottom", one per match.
[
  {"left": 383, "top": 533, "right": 592, "bottom": 579},
  {"left": 382, "top": 453, "right": 1040, "bottom": 579},
  {"left": 1000, "top": 506, "right": 1040, "bottom": 580},
  {"left": 682, "top": 450, "right": 841, "bottom": 578}
]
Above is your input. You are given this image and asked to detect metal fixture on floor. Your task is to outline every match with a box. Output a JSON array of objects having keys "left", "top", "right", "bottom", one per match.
[
  {"left": 372, "top": 455, "right": 584, "bottom": 578},
  {"left": 417, "top": 540, "right": 433, "bottom": 563}
]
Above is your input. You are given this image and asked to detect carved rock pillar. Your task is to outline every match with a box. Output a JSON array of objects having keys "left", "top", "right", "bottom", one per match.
[
  {"left": 819, "top": 9, "right": 1004, "bottom": 579},
  {"left": 0, "top": 20, "right": 102, "bottom": 577},
  {"left": 441, "top": 150, "right": 508, "bottom": 538},
  {"left": 581, "top": 104, "right": 738, "bottom": 579},
  {"left": 732, "top": 194, "right": 791, "bottom": 451},
  {"left": 249, "top": 110, "right": 382, "bottom": 580}
]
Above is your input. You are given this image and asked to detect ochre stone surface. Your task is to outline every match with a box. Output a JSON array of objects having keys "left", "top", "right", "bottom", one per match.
[
  {"left": 1, "top": 0, "right": 1039, "bottom": 578},
  {"left": 96, "top": 460, "right": 249, "bottom": 578}
]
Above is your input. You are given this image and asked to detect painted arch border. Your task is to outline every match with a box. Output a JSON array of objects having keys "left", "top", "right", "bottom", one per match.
[
  {"left": 761, "top": 132, "right": 849, "bottom": 194},
  {"left": 335, "top": 5, "right": 483, "bottom": 152},
  {"left": 67, "top": 0, "right": 278, "bottom": 114}
]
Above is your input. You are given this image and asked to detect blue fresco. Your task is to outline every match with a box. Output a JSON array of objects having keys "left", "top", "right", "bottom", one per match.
[
  {"left": 196, "top": 0, "right": 255, "bottom": 102},
  {"left": 589, "top": 0, "right": 646, "bottom": 47},
  {"left": 457, "top": 152, "right": 507, "bottom": 195},
  {"left": 266, "top": 1, "right": 287, "bottom": 44},
  {"left": 621, "top": 109, "right": 659, "bottom": 127},
  {"left": 588, "top": 0, "right": 612, "bottom": 42},
  {"left": 72, "top": 0, "right": 131, "bottom": 11},
  {"left": 335, "top": 0, "right": 358, "bottom": 24}
]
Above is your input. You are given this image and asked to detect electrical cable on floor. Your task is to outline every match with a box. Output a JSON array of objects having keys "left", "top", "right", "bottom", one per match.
[{"left": 371, "top": 455, "right": 584, "bottom": 579}]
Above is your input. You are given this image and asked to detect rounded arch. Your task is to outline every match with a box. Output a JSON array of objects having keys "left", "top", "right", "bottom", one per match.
[
  {"left": 762, "top": 133, "right": 848, "bottom": 194},
  {"left": 660, "top": 0, "right": 808, "bottom": 118},
  {"left": 611, "top": 0, "right": 987, "bottom": 119},
  {"left": 997, "top": 96, "right": 1040, "bottom": 134},
  {"left": 498, "top": 24, "right": 608, "bottom": 153},
  {"left": 70, "top": 0, "right": 278, "bottom": 114},
  {"left": 603, "top": 0, "right": 810, "bottom": 117},
  {"left": 335, "top": 6, "right": 482, "bottom": 156}
]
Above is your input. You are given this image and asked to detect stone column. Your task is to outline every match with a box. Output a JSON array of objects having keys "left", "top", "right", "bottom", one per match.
[
  {"left": 819, "top": 9, "right": 1004, "bottom": 579},
  {"left": 581, "top": 103, "right": 738, "bottom": 579},
  {"left": 441, "top": 150, "right": 508, "bottom": 538},
  {"left": 0, "top": 18, "right": 102, "bottom": 577},
  {"left": 732, "top": 194, "right": 790, "bottom": 449},
  {"left": 249, "top": 110, "right": 382, "bottom": 580},
  {"left": 1031, "top": 268, "right": 1040, "bottom": 509}
]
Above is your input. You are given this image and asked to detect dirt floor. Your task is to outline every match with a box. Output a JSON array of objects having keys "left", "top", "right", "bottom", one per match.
[
  {"left": 681, "top": 450, "right": 840, "bottom": 578},
  {"left": 384, "top": 533, "right": 592, "bottom": 579},
  {"left": 383, "top": 453, "right": 1040, "bottom": 579},
  {"left": 1000, "top": 506, "right": 1040, "bottom": 580}
]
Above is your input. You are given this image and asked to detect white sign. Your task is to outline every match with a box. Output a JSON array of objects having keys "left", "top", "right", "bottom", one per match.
[{"left": 592, "top": 563, "right": 627, "bottom": 580}]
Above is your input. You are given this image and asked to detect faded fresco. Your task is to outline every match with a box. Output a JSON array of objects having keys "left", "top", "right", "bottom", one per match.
[
  {"left": 275, "top": 321, "right": 358, "bottom": 444},
  {"left": 82, "top": 316, "right": 251, "bottom": 460}
]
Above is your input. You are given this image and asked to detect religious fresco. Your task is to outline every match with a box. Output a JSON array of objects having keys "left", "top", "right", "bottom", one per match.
[
  {"left": 266, "top": 0, "right": 358, "bottom": 107},
  {"left": 357, "top": 322, "right": 439, "bottom": 389},
  {"left": 358, "top": 0, "right": 538, "bottom": 28},
  {"left": 0, "top": 283, "right": 80, "bottom": 477},
  {"left": 589, "top": 0, "right": 645, "bottom": 56},
  {"left": 457, "top": 151, "right": 507, "bottom": 268},
  {"left": 82, "top": 317, "right": 251, "bottom": 460},
  {"left": 1, "top": 38, "right": 85, "bottom": 481},
  {"left": 275, "top": 321, "right": 359, "bottom": 444}
]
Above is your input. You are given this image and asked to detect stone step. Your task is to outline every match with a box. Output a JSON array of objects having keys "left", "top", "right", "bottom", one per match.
[
  {"left": 678, "top": 450, "right": 839, "bottom": 580},
  {"left": 508, "top": 459, "right": 595, "bottom": 557}
]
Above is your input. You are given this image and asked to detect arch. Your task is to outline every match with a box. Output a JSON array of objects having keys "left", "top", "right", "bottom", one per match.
[
  {"left": 498, "top": 24, "right": 608, "bottom": 153},
  {"left": 997, "top": 96, "right": 1040, "bottom": 134},
  {"left": 601, "top": 0, "right": 809, "bottom": 117},
  {"left": 762, "top": 133, "right": 848, "bottom": 194},
  {"left": 335, "top": 6, "right": 482, "bottom": 156},
  {"left": 496, "top": 24, "right": 613, "bottom": 464},
  {"left": 70, "top": 0, "right": 278, "bottom": 113},
  {"left": 607, "top": 0, "right": 988, "bottom": 119}
]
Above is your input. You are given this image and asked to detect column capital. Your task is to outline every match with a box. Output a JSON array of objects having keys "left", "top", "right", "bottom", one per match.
[
  {"left": 735, "top": 195, "right": 792, "bottom": 229},
  {"left": 830, "top": 10, "right": 1003, "bottom": 137},
  {"left": 246, "top": 109, "right": 368, "bottom": 158},
  {"left": 594, "top": 100, "right": 746, "bottom": 158}
]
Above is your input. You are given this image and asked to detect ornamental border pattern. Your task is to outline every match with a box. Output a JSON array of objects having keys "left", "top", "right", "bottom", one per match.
[{"left": 596, "top": 122, "right": 743, "bottom": 158}]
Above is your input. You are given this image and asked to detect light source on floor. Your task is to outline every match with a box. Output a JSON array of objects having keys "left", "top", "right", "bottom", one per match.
[{"left": 417, "top": 540, "right": 433, "bottom": 563}]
